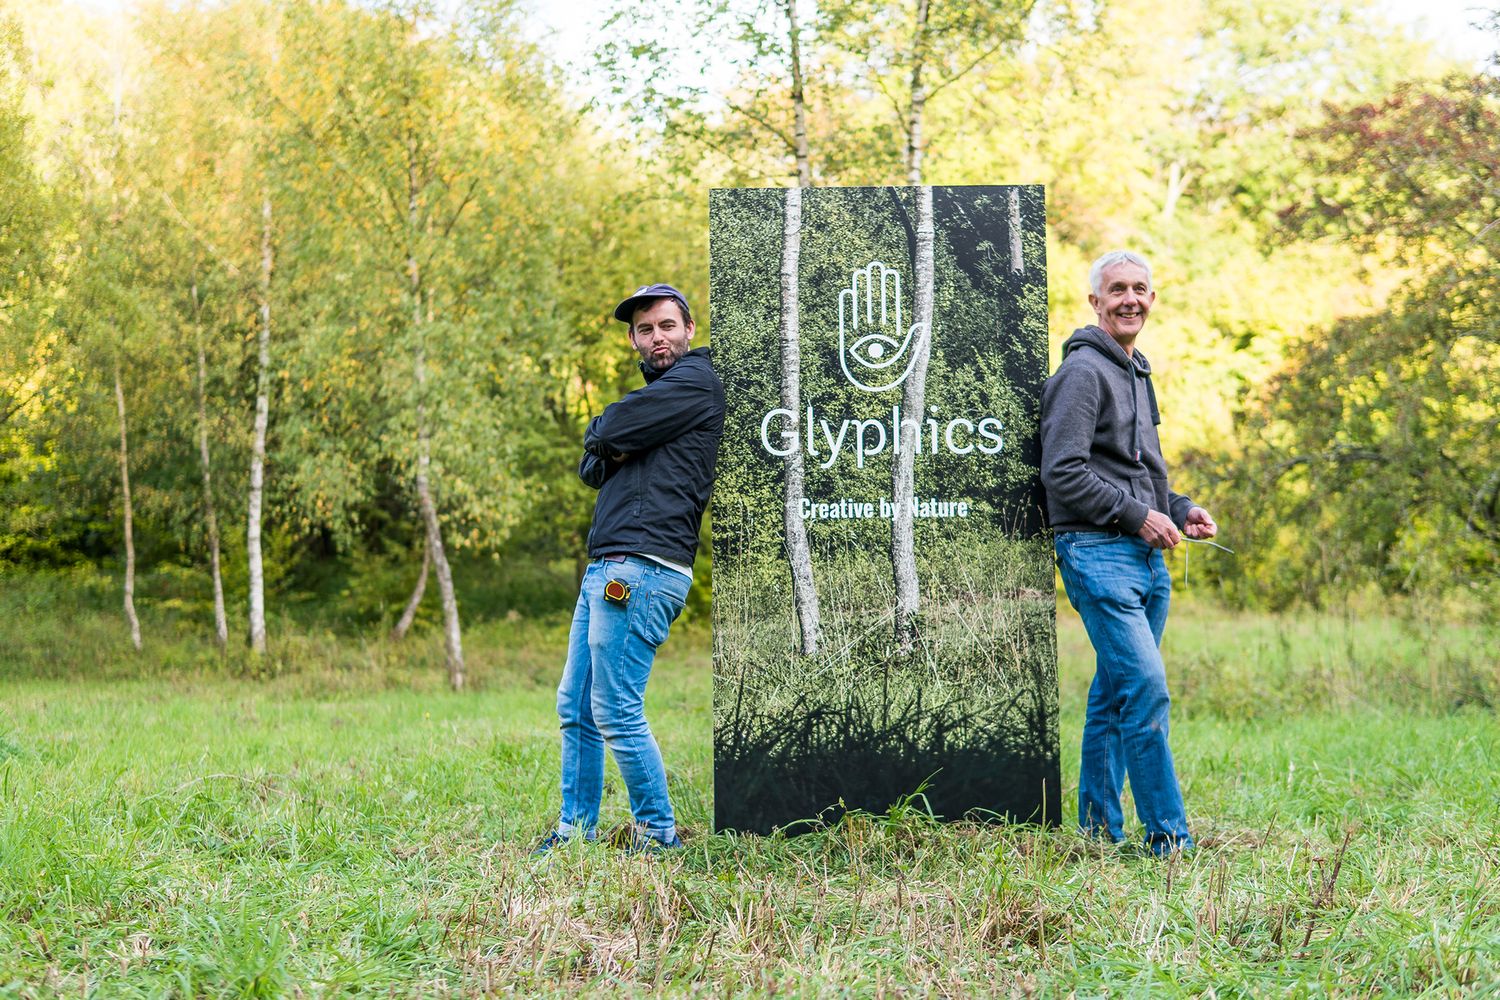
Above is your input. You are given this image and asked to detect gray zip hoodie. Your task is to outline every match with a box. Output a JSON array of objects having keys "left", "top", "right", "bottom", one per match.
[{"left": 1040, "top": 325, "right": 1195, "bottom": 535}]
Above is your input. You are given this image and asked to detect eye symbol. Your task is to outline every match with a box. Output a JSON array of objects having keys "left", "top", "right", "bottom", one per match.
[{"left": 849, "top": 332, "right": 909, "bottom": 371}]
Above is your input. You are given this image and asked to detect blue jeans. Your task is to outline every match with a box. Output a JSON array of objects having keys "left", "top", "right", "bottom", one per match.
[
  {"left": 1055, "top": 531, "right": 1194, "bottom": 854},
  {"left": 555, "top": 556, "right": 690, "bottom": 843}
]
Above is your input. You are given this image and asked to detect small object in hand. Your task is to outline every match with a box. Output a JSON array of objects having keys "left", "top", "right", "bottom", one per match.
[{"left": 603, "top": 578, "right": 631, "bottom": 606}]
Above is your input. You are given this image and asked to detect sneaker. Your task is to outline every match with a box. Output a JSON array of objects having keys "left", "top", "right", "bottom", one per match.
[
  {"left": 624, "top": 831, "right": 684, "bottom": 856},
  {"left": 530, "top": 830, "right": 570, "bottom": 856},
  {"left": 1145, "top": 834, "right": 1196, "bottom": 859}
]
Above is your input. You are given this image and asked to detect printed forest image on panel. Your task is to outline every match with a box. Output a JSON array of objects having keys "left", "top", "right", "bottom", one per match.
[{"left": 710, "top": 185, "right": 1059, "bottom": 834}]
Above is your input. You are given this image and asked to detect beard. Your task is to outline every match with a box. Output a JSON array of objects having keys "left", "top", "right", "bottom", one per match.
[{"left": 638, "top": 342, "right": 688, "bottom": 370}]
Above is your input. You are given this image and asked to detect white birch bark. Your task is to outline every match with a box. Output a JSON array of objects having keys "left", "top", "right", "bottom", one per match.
[
  {"left": 412, "top": 332, "right": 464, "bottom": 689},
  {"left": 1008, "top": 187, "right": 1024, "bottom": 275},
  {"left": 786, "top": 0, "right": 812, "bottom": 187},
  {"left": 905, "top": 0, "right": 931, "bottom": 186},
  {"left": 1161, "top": 160, "right": 1190, "bottom": 225},
  {"left": 191, "top": 283, "right": 228, "bottom": 649},
  {"left": 892, "top": 185, "right": 934, "bottom": 652},
  {"left": 407, "top": 149, "right": 465, "bottom": 690},
  {"left": 780, "top": 187, "right": 821, "bottom": 654},
  {"left": 246, "top": 194, "right": 272, "bottom": 656},
  {"left": 390, "top": 540, "right": 429, "bottom": 641},
  {"left": 114, "top": 362, "right": 142, "bottom": 651}
]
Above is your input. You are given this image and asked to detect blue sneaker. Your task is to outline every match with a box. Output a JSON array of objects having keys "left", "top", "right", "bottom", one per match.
[
  {"left": 624, "top": 831, "right": 684, "bottom": 856},
  {"left": 1146, "top": 833, "right": 1196, "bottom": 859},
  {"left": 531, "top": 830, "right": 571, "bottom": 856}
]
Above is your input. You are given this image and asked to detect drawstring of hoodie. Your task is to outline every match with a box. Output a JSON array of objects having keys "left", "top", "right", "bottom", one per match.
[
  {"left": 1132, "top": 357, "right": 1163, "bottom": 465},
  {"left": 1131, "top": 369, "right": 1142, "bottom": 464}
]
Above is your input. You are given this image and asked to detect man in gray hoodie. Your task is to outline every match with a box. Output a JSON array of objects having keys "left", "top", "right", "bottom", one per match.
[{"left": 1040, "top": 250, "right": 1218, "bottom": 856}]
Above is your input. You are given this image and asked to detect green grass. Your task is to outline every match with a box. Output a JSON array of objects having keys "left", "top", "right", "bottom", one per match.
[{"left": 0, "top": 587, "right": 1497, "bottom": 995}]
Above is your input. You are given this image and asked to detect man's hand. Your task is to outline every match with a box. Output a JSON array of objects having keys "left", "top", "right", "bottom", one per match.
[
  {"left": 1183, "top": 506, "right": 1217, "bottom": 540},
  {"left": 1138, "top": 509, "right": 1181, "bottom": 549}
]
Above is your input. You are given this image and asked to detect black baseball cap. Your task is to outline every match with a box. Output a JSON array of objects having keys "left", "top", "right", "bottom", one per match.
[{"left": 613, "top": 283, "right": 692, "bottom": 324}]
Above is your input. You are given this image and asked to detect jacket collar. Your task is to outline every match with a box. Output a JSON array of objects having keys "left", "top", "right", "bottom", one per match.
[{"left": 639, "top": 346, "right": 710, "bottom": 383}]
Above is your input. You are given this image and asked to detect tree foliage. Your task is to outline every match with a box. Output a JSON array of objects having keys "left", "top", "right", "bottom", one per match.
[
  {"left": 1203, "top": 74, "right": 1500, "bottom": 608},
  {"left": 0, "top": 0, "right": 1487, "bottom": 649},
  {"left": 0, "top": 0, "right": 698, "bottom": 645}
]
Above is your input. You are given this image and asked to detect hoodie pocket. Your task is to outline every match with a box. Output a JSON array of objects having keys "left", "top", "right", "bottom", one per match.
[{"left": 1151, "top": 475, "right": 1170, "bottom": 510}]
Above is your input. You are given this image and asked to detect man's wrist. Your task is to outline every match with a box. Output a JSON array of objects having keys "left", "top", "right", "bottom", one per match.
[{"left": 1118, "top": 498, "right": 1150, "bottom": 535}]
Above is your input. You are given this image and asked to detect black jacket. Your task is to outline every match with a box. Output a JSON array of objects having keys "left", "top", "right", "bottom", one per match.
[
  {"left": 580, "top": 347, "right": 724, "bottom": 567},
  {"left": 1040, "top": 325, "right": 1194, "bottom": 534}
]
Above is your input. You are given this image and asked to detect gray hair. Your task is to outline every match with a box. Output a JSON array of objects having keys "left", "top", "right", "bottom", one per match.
[{"left": 1089, "top": 250, "right": 1153, "bottom": 296}]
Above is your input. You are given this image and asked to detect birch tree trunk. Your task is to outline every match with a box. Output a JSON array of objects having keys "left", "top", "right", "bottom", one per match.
[
  {"left": 1008, "top": 187, "right": 1024, "bottom": 275},
  {"left": 892, "top": 185, "right": 934, "bottom": 652},
  {"left": 905, "top": 0, "right": 932, "bottom": 186},
  {"left": 407, "top": 152, "right": 465, "bottom": 689},
  {"left": 779, "top": 186, "right": 821, "bottom": 654},
  {"left": 1161, "top": 160, "right": 1189, "bottom": 225},
  {"left": 390, "top": 540, "right": 429, "bottom": 641},
  {"left": 246, "top": 194, "right": 272, "bottom": 656},
  {"left": 785, "top": 0, "right": 812, "bottom": 186},
  {"left": 191, "top": 283, "right": 228, "bottom": 649},
  {"left": 412, "top": 330, "right": 464, "bottom": 689},
  {"left": 114, "top": 362, "right": 142, "bottom": 651}
]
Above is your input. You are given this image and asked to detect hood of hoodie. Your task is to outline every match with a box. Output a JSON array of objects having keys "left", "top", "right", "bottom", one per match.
[
  {"left": 1062, "top": 324, "right": 1150, "bottom": 374},
  {"left": 1062, "top": 325, "right": 1159, "bottom": 426}
]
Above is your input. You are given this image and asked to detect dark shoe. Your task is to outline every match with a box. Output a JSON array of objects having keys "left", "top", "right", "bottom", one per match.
[
  {"left": 624, "top": 831, "right": 684, "bottom": 856},
  {"left": 531, "top": 830, "right": 570, "bottom": 856},
  {"left": 1146, "top": 834, "right": 1196, "bottom": 859}
]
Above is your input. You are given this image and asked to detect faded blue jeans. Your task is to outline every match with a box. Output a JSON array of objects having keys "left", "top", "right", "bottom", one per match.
[
  {"left": 1055, "top": 531, "right": 1194, "bottom": 855},
  {"left": 555, "top": 555, "right": 690, "bottom": 844}
]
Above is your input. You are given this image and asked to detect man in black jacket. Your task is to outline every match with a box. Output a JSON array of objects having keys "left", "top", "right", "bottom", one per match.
[
  {"left": 1040, "top": 251, "right": 1218, "bottom": 857},
  {"left": 535, "top": 283, "right": 724, "bottom": 855}
]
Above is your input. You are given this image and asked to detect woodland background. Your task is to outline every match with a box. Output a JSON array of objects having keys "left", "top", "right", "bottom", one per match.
[
  {"left": 0, "top": 0, "right": 1497, "bottom": 672},
  {"left": 0, "top": 1, "right": 1497, "bottom": 993}
]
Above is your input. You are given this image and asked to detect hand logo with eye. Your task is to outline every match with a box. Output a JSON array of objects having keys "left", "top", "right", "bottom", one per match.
[{"left": 837, "top": 261, "right": 928, "bottom": 393}]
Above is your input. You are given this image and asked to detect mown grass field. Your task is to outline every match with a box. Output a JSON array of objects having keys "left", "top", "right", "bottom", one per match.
[{"left": 0, "top": 583, "right": 1497, "bottom": 996}]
